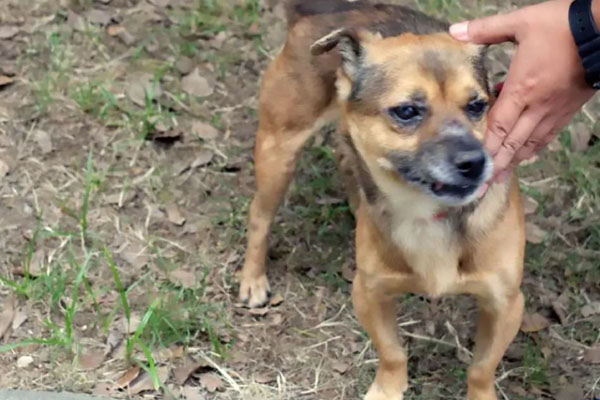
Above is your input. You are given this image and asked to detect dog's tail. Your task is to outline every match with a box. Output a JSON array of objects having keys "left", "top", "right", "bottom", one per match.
[{"left": 286, "top": 0, "right": 369, "bottom": 26}]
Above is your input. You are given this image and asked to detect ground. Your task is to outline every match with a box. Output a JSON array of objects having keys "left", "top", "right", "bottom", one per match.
[{"left": 0, "top": 0, "right": 598, "bottom": 399}]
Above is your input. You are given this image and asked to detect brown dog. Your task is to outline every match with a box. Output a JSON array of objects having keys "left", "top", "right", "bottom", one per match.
[{"left": 238, "top": 1, "right": 526, "bottom": 399}]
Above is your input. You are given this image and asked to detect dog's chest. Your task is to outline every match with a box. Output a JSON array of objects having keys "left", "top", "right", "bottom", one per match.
[{"left": 391, "top": 218, "right": 462, "bottom": 297}]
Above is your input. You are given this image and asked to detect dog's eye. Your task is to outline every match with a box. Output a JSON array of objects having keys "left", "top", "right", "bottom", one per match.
[
  {"left": 466, "top": 99, "right": 488, "bottom": 118},
  {"left": 389, "top": 105, "right": 422, "bottom": 124}
]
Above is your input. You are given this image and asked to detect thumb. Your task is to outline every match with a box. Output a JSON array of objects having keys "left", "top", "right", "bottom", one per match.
[{"left": 449, "top": 13, "right": 518, "bottom": 44}]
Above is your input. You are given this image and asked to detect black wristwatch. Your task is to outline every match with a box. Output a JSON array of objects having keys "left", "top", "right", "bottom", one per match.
[{"left": 569, "top": 0, "right": 600, "bottom": 89}]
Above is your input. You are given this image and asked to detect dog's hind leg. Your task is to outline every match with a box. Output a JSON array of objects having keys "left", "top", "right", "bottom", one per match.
[{"left": 238, "top": 54, "right": 336, "bottom": 308}]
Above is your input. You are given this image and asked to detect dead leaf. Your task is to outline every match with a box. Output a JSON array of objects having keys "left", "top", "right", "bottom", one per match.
[
  {"left": 551, "top": 299, "right": 568, "bottom": 326},
  {"left": 174, "top": 358, "right": 206, "bottom": 385},
  {"left": 106, "top": 329, "right": 122, "bottom": 353},
  {"left": 129, "top": 366, "right": 170, "bottom": 394},
  {"left": 581, "top": 302, "right": 600, "bottom": 317},
  {"left": 107, "top": 25, "right": 136, "bottom": 45},
  {"left": 570, "top": 123, "right": 592, "bottom": 152},
  {"left": 248, "top": 307, "right": 269, "bottom": 317},
  {"left": 341, "top": 262, "right": 355, "bottom": 282},
  {"left": 170, "top": 345, "right": 184, "bottom": 360},
  {"left": 254, "top": 372, "right": 275, "bottom": 384},
  {"left": 0, "top": 26, "right": 19, "bottom": 39},
  {"left": 105, "top": 190, "right": 137, "bottom": 208},
  {"left": 199, "top": 373, "right": 224, "bottom": 393},
  {"left": 525, "top": 222, "right": 547, "bottom": 244},
  {"left": 169, "top": 268, "right": 195, "bottom": 288},
  {"left": 176, "top": 56, "right": 194, "bottom": 75},
  {"left": 120, "top": 242, "right": 149, "bottom": 269},
  {"left": 78, "top": 349, "right": 105, "bottom": 370},
  {"left": 0, "top": 159, "right": 9, "bottom": 180},
  {"left": 166, "top": 203, "right": 186, "bottom": 226},
  {"left": 0, "top": 75, "right": 14, "bottom": 87},
  {"left": 17, "top": 355, "right": 33, "bottom": 369},
  {"left": 126, "top": 73, "right": 162, "bottom": 107},
  {"left": 85, "top": 9, "right": 114, "bottom": 26},
  {"left": 269, "top": 293, "right": 284, "bottom": 307},
  {"left": 555, "top": 384, "right": 584, "bottom": 400},
  {"left": 0, "top": 295, "right": 16, "bottom": 339},
  {"left": 523, "top": 196, "right": 539, "bottom": 215},
  {"left": 192, "top": 121, "right": 219, "bottom": 140},
  {"left": 332, "top": 361, "right": 350, "bottom": 374},
  {"left": 270, "top": 313, "right": 283, "bottom": 325},
  {"left": 583, "top": 347, "right": 600, "bottom": 364},
  {"left": 67, "top": 10, "right": 86, "bottom": 31},
  {"left": 181, "top": 386, "right": 205, "bottom": 400},
  {"left": 521, "top": 312, "right": 551, "bottom": 333},
  {"left": 121, "top": 313, "right": 141, "bottom": 334},
  {"left": 11, "top": 306, "right": 27, "bottom": 330},
  {"left": 191, "top": 150, "right": 214, "bottom": 169},
  {"left": 92, "top": 383, "right": 113, "bottom": 396},
  {"left": 181, "top": 68, "right": 213, "bottom": 97},
  {"left": 33, "top": 129, "right": 53, "bottom": 154},
  {"left": 116, "top": 365, "right": 140, "bottom": 388}
]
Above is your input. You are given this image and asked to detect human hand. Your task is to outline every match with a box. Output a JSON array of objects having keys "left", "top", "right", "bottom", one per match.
[{"left": 450, "top": 0, "right": 596, "bottom": 182}]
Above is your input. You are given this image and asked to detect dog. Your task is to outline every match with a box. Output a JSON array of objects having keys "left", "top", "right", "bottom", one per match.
[{"left": 238, "top": 1, "right": 526, "bottom": 399}]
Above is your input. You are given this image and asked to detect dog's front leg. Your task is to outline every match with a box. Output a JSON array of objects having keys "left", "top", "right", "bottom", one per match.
[
  {"left": 467, "top": 289, "right": 524, "bottom": 400},
  {"left": 353, "top": 273, "right": 407, "bottom": 400}
]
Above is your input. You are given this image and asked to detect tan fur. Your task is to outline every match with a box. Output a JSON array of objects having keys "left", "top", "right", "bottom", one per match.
[{"left": 238, "top": 3, "right": 525, "bottom": 399}]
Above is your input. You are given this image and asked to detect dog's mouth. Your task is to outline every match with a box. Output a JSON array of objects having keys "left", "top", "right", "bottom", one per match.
[{"left": 430, "top": 180, "right": 478, "bottom": 198}]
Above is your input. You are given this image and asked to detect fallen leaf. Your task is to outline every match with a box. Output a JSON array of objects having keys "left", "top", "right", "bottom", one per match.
[
  {"left": 192, "top": 121, "right": 219, "bottom": 140},
  {"left": 181, "top": 68, "right": 213, "bottom": 97},
  {"left": 129, "top": 366, "right": 170, "bottom": 394},
  {"left": 107, "top": 25, "right": 136, "bottom": 45},
  {"left": 191, "top": 150, "right": 214, "bottom": 169},
  {"left": 581, "top": 302, "right": 600, "bottom": 317},
  {"left": 78, "top": 349, "right": 105, "bottom": 370},
  {"left": 67, "top": 10, "right": 86, "bottom": 31},
  {"left": 166, "top": 203, "right": 186, "bottom": 226},
  {"left": 92, "top": 383, "right": 113, "bottom": 396},
  {"left": 120, "top": 242, "right": 149, "bottom": 269},
  {"left": 85, "top": 9, "right": 114, "bottom": 26},
  {"left": 33, "top": 129, "right": 53, "bottom": 154},
  {"left": 121, "top": 313, "right": 141, "bottom": 334},
  {"left": 0, "top": 159, "right": 9, "bottom": 180},
  {"left": 584, "top": 347, "right": 600, "bottom": 364},
  {"left": 555, "top": 384, "right": 584, "bottom": 400},
  {"left": 0, "top": 75, "right": 14, "bottom": 87},
  {"left": 16, "top": 355, "right": 33, "bottom": 369},
  {"left": 106, "top": 329, "right": 122, "bottom": 353},
  {"left": 523, "top": 196, "right": 539, "bottom": 215},
  {"left": 170, "top": 345, "right": 184, "bottom": 360},
  {"left": 116, "top": 365, "right": 140, "bottom": 388},
  {"left": 570, "top": 123, "right": 592, "bottom": 153},
  {"left": 105, "top": 190, "right": 137, "bottom": 208},
  {"left": 521, "top": 312, "right": 551, "bottom": 333},
  {"left": 175, "top": 56, "right": 194, "bottom": 75},
  {"left": 341, "top": 262, "right": 355, "bottom": 282},
  {"left": 332, "top": 361, "right": 350, "bottom": 374},
  {"left": 525, "top": 222, "right": 547, "bottom": 244},
  {"left": 169, "top": 268, "right": 195, "bottom": 289},
  {"left": 254, "top": 372, "right": 275, "bottom": 384},
  {"left": 126, "top": 73, "right": 162, "bottom": 107},
  {"left": 0, "top": 295, "right": 16, "bottom": 339},
  {"left": 199, "top": 373, "right": 224, "bottom": 393},
  {"left": 269, "top": 293, "right": 284, "bottom": 307},
  {"left": 551, "top": 299, "right": 568, "bottom": 326},
  {"left": 0, "top": 26, "right": 19, "bottom": 39},
  {"left": 11, "top": 306, "right": 27, "bottom": 330},
  {"left": 174, "top": 358, "right": 206, "bottom": 385},
  {"left": 248, "top": 307, "right": 269, "bottom": 317},
  {"left": 181, "top": 386, "right": 205, "bottom": 400}
]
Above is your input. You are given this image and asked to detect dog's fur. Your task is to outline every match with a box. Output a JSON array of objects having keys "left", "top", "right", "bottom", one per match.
[{"left": 238, "top": 1, "right": 526, "bottom": 399}]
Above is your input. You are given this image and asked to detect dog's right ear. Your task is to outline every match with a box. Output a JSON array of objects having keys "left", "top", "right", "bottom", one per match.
[{"left": 310, "top": 28, "right": 377, "bottom": 80}]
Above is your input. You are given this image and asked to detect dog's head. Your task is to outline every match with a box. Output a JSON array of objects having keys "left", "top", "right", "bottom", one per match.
[{"left": 312, "top": 29, "right": 493, "bottom": 207}]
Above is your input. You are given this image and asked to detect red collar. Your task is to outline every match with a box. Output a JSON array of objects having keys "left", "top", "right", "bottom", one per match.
[{"left": 433, "top": 211, "right": 449, "bottom": 221}]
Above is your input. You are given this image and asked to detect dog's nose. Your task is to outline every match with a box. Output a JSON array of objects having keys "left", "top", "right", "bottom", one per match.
[{"left": 453, "top": 150, "right": 486, "bottom": 180}]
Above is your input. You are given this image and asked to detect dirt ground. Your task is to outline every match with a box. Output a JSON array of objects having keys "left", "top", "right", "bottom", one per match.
[{"left": 0, "top": 0, "right": 598, "bottom": 399}]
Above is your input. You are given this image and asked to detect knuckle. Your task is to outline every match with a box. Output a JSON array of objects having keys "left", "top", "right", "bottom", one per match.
[
  {"left": 488, "top": 120, "right": 509, "bottom": 140},
  {"left": 502, "top": 137, "right": 522, "bottom": 153}
]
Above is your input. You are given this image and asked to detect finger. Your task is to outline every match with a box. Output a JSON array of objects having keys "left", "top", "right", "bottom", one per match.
[
  {"left": 491, "top": 109, "right": 544, "bottom": 174},
  {"left": 512, "top": 116, "right": 557, "bottom": 164},
  {"left": 484, "top": 83, "right": 527, "bottom": 156},
  {"left": 449, "top": 13, "right": 518, "bottom": 43}
]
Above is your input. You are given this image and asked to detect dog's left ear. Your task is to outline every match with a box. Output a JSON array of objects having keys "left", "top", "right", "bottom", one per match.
[{"left": 310, "top": 28, "right": 379, "bottom": 80}]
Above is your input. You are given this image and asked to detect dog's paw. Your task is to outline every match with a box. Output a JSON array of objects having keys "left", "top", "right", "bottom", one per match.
[
  {"left": 364, "top": 383, "right": 404, "bottom": 400},
  {"left": 239, "top": 274, "right": 271, "bottom": 308}
]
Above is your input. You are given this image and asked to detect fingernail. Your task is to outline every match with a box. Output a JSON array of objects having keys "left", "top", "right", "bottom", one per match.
[{"left": 449, "top": 22, "right": 469, "bottom": 41}]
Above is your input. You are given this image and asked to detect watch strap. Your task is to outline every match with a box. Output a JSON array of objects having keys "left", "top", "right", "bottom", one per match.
[{"left": 569, "top": 0, "right": 600, "bottom": 88}]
